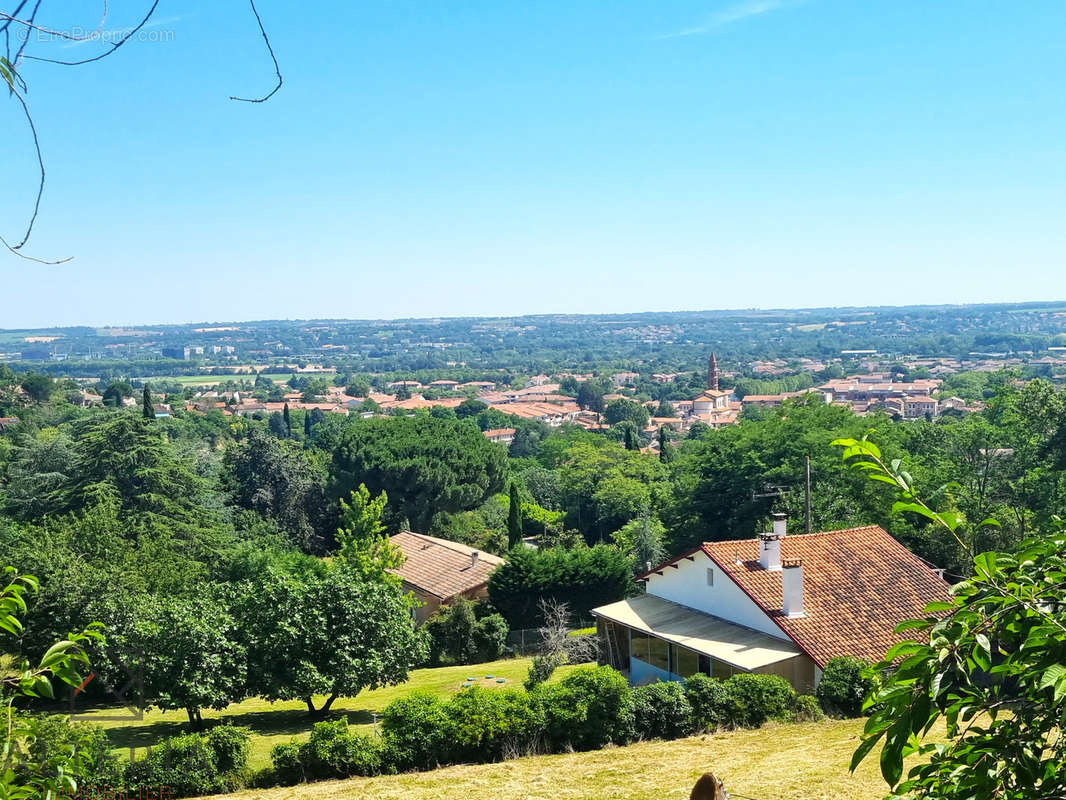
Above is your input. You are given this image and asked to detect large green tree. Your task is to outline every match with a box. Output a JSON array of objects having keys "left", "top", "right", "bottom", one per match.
[
  {"left": 233, "top": 565, "right": 425, "bottom": 717},
  {"left": 331, "top": 416, "right": 507, "bottom": 531}
]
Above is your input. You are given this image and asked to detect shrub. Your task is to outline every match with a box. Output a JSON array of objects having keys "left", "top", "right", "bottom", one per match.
[
  {"left": 444, "top": 687, "right": 543, "bottom": 762},
  {"left": 816, "top": 656, "right": 873, "bottom": 717},
  {"left": 424, "top": 599, "right": 509, "bottom": 665},
  {"left": 532, "top": 665, "right": 634, "bottom": 751},
  {"left": 380, "top": 691, "right": 453, "bottom": 770},
  {"left": 791, "top": 694, "right": 825, "bottom": 722},
  {"left": 631, "top": 681, "right": 694, "bottom": 740},
  {"left": 685, "top": 673, "right": 795, "bottom": 730},
  {"left": 270, "top": 720, "right": 384, "bottom": 784},
  {"left": 126, "top": 732, "right": 233, "bottom": 798},
  {"left": 269, "top": 742, "right": 305, "bottom": 785},
  {"left": 472, "top": 611, "right": 509, "bottom": 662},
  {"left": 718, "top": 674, "right": 795, "bottom": 728},
  {"left": 16, "top": 714, "right": 124, "bottom": 791},
  {"left": 206, "top": 724, "right": 251, "bottom": 776},
  {"left": 524, "top": 653, "right": 563, "bottom": 690},
  {"left": 684, "top": 673, "right": 730, "bottom": 731}
]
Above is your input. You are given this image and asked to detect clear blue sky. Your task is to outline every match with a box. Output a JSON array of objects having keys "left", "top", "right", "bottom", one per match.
[{"left": 2, "top": 0, "right": 1064, "bottom": 327}]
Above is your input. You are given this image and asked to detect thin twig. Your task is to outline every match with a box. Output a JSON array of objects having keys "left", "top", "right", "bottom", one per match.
[
  {"left": 0, "top": 233, "right": 72, "bottom": 264},
  {"left": 8, "top": 86, "right": 44, "bottom": 250},
  {"left": 229, "top": 0, "right": 282, "bottom": 103},
  {"left": 21, "top": 0, "right": 159, "bottom": 66},
  {"left": 2, "top": 1, "right": 109, "bottom": 44}
]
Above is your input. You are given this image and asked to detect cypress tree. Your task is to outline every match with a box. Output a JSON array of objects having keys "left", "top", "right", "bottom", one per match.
[
  {"left": 658, "top": 426, "right": 674, "bottom": 463},
  {"left": 283, "top": 402, "right": 291, "bottom": 434},
  {"left": 304, "top": 410, "right": 312, "bottom": 437},
  {"left": 624, "top": 425, "right": 639, "bottom": 451},
  {"left": 507, "top": 481, "right": 523, "bottom": 548},
  {"left": 142, "top": 384, "right": 154, "bottom": 420}
]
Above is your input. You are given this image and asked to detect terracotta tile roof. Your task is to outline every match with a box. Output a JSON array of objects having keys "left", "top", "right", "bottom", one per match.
[
  {"left": 389, "top": 531, "right": 506, "bottom": 600},
  {"left": 700, "top": 526, "right": 951, "bottom": 667}
]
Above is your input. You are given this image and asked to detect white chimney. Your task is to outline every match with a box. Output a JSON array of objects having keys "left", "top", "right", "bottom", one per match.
[
  {"left": 772, "top": 512, "right": 787, "bottom": 538},
  {"left": 470, "top": 551, "right": 479, "bottom": 569},
  {"left": 782, "top": 558, "right": 805, "bottom": 617},
  {"left": 758, "top": 533, "right": 781, "bottom": 571}
]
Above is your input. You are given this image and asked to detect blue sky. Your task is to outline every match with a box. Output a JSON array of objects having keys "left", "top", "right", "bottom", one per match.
[{"left": 1, "top": 0, "right": 1064, "bottom": 327}]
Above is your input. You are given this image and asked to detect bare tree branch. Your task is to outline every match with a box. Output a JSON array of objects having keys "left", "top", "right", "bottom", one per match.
[
  {"left": 21, "top": 0, "right": 159, "bottom": 66},
  {"left": 229, "top": 0, "right": 282, "bottom": 103},
  {"left": 2, "top": 0, "right": 109, "bottom": 45},
  {"left": 0, "top": 233, "right": 72, "bottom": 264},
  {"left": 8, "top": 85, "right": 44, "bottom": 250}
]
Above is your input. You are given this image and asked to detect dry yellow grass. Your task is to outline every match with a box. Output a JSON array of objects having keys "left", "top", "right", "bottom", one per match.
[{"left": 197, "top": 718, "right": 898, "bottom": 800}]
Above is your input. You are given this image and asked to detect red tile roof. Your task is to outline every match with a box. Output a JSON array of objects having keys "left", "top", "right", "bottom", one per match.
[
  {"left": 701, "top": 526, "right": 951, "bottom": 666},
  {"left": 389, "top": 532, "right": 505, "bottom": 600}
]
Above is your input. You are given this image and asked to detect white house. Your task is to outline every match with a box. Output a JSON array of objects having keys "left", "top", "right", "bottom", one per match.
[{"left": 591, "top": 515, "right": 950, "bottom": 692}]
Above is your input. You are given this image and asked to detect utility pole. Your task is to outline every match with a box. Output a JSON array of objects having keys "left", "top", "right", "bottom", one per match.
[{"left": 805, "top": 454, "right": 812, "bottom": 534}]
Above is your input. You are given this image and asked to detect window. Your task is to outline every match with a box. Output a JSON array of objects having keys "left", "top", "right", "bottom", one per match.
[
  {"left": 630, "top": 630, "right": 650, "bottom": 663},
  {"left": 647, "top": 635, "right": 669, "bottom": 672},
  {"left": 706, "top": 568, "right": 714, "bottom": 586},
  {"left": 674, "top": 646, "right": 699, "bottom": 678}
]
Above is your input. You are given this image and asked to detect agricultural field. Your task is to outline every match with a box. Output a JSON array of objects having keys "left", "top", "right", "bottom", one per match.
[
  {"left": 194, "top": 717, "right": 904, "bottom": 800},
  {"left": 80, "top": 658, "right": 581, "bottom": 772}
]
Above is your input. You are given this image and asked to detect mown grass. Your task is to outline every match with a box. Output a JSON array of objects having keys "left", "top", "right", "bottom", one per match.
[
  {"left": 194, "top": 717, "right": 905, "bottom": 800},
  {"left": 82, "top": 658, "right": 577, "bottom": 771}
]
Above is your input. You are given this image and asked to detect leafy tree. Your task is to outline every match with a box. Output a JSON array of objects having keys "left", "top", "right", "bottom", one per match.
[
  {"left": 20, "top": 372, "right": 54, "bottom": 404},
  {"left": 99, "top": 593, "right": 246, "bottom": 730},
  {"left": 455, "top": 398, "right": 488, "bottom": 419},
  {"left": 605, "top": 398, "right": 650, "bottom": 429},
  {"left": 424, "top": 598, "right": 508, "bottom": 666},
  {"left": 623, "top": 423, "right": 639, "bottom": 452},
  {"left": 221, "top": 428, "right": 329, "bottom": 552},
  {"left": 487, "top": 544, "right": 633, "bottom": 628},
  {"left": 612, "top": 512, "right": 666, "bottom": 574},
  {"left": 331, "top": 416, "right": 507, "bottom": 531},
  {"left": 837, "top": 436, "right": 1066, "bottom": 800},
  {"left": 507, "top": 482, "right": 523, "bottom": 548},
  {"left": 301, "top": 377, "right": 331, "bottom": 403},
  {"left": 576, "top": 381, "right": 606, "bottom": 413},
  {"left": 142, "top": 384, "right": 154, "bottom": 420},
  {"left": 335, "top": 484, "right": 403, "bottom": 583},
  {"left": 654, "top": 400, "right": 676, "bottom": 418},
  {"left": 233, "top": 565, "right": 425, "bottom": 717},
  {"left": 346, "top": 378, "right": 371, "bottom": 398},
  {"left": 658, "top": 426, "right": 675, "bottom": 464}
]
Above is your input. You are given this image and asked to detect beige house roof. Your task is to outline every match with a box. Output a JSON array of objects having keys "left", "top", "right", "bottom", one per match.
[
  {"left": 389, "top": 532, "right": 505, "bottom": 601},
  {"left": 592, "top": 594, "right": 801, "bottom": 671}
]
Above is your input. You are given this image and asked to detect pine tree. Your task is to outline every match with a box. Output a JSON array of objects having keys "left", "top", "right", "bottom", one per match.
[
  {"left": 658, "top": 426, "right": 674, "bottom": 463},
  {"left": 507, "top": 481, "right": 524, "bottom": 548},
  {"left": 142, "top": 384, "right": 154, "bottom": 420},
  {"left": 283, "top": 402, "right": 291, "bottom": 435}
]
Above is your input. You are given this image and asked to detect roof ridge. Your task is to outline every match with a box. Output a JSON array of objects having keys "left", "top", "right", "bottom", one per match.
[{"left": 703, "top": 525, "right": 885, "bottom": 548}]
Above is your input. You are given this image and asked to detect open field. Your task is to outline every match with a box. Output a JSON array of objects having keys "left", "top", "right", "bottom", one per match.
[
  {"left": 195, "top": 718, "right": 902, "bottom": 800},
  {"left": 154, "top": 374, "right": 299, "bottom": 387},
  {"left": 81, "top": 658, "right": 579, "bottom": 771}
]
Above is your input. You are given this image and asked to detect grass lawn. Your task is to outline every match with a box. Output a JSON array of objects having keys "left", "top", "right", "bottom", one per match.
[
  {"left": 82, "top": 658, "right": 578, "bottom": 771},
  {"left": 193, "top": 718, "right": 904, "bottom": 800}
]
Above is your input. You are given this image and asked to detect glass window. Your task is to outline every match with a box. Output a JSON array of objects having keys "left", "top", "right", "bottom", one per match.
[
  {"left": 647, "top": 636, "right": 669, "bottom": 671},
  {"left": 711, "top": 658, "right": 736, "bottom": 680},
  {"left": 630, "top": 630, "right": 650, "bottom": 663},
  {"left": 706, "top": 568, "right": 714, "bottom": 586},
  {"left": 675, "top": 647, "right": 700, "bottom": 677}
]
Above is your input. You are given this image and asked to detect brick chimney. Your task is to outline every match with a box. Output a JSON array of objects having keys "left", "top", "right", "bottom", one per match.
[{"left": 782, "top": 558, "right": 805, "bottom": 617}]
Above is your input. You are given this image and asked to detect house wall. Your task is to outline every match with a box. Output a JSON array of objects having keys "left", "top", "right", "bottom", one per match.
[{"left": 644, "top": 551, "right": 789, "bottom": 641}]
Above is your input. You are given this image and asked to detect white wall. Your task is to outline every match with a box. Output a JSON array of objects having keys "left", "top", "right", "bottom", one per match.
[{"left": 645, "top": 551, "right": 788, "bottom": 641}]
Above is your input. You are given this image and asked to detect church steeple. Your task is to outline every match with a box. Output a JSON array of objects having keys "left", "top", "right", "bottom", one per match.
[{"left": 707, "top": 352, "right": 719, "bottom": 391}]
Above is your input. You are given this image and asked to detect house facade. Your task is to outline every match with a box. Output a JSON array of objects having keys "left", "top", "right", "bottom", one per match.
[{"left": 592, "top": 516, "right": 950, "bottom": 692}]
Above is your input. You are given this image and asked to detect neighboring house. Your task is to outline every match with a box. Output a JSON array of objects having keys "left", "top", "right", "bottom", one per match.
[
  {"left": 0, "top": 417, "right": 19, "bottom": 432},
  {"left": 483, "top": 427, "right": 516, "bottom": 444},
  {"left": 591, "top": 515, "right": 950, "bottom": 693},
  {"left": 389, "top": 532, "right": 506, "bottom": 624}
]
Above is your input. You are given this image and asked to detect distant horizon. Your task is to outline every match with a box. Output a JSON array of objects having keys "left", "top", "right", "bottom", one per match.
[{"left": 2, "top": 298, "right": 1064, "bottom": 333}]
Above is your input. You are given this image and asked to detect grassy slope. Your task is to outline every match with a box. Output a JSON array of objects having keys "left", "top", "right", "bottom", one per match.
[
  {"left": 197, "top": 718, "right": 897, "bottom": 800},
  {"left": 83, "top": 658, "right": 578, "bottom": 771}
]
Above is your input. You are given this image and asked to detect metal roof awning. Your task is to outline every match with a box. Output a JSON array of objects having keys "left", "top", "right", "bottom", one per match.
[{"left": 591, "top": 594, "right": 801, "bottom": 671}]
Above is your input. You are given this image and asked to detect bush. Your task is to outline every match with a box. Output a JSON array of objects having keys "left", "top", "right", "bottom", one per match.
[
  {"left": 206, "top": 724, "right": 251, "bottom": 776},
  {"left": 16, "top": 714, "right": 124, "bottom": 791},
  {"left": 684, "top": 673, "right": 795, "bottom": 730},
  {"left": 791, "top": 694, "right": 825, "bottom": 722},
  {"left": 685, "top": 673, "right": 730, "bottom": 731},
  {"left": 631, "top": 681, "right": 694, "bottom": 740},
  {"left": 444, "top": 687, "right": 543, "bottom": 762},
  {"left": 524, "top": 653, "right": 563, "bottom": 690},
  {"left": 532, "top": 665, "right": 634, "bottom": 751},
  {"left": 270, "top": 720, "right": 384, "bottom": 784},
  {"left": 380, "top": 691, "right": 453, "bottom": 770},
  {"left": 718, "top": 674, "right": 795, "bottom": 728},
  {"left": 816, "top": 656, "right": 874, "bottom": 717},
  {"left": 126, "top": 731, "right": 239, "bottom": 798},
  {"left": 424, "top": 599, "right": 509, "bottom": 665}
]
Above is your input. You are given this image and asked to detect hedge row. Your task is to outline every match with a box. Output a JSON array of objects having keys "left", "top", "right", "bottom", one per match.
[{"left": 271, "top": 665, "right": 822, "bottom": 786}]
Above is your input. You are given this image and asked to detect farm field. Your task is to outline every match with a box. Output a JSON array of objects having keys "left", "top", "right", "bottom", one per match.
[
  {"left": 195, "top": 717, "right": 904, "bottom": 800},
  {"left": 81, "top": 658, "right": 580, "bottom": 771},
  {"left": 153, "top": 373, "right": 300, "bottom": 387}
]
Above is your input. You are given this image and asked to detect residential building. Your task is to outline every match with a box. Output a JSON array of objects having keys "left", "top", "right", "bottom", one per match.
[
  {"left": 388, "top": 532, "right": 506, "bottom": 624},
  {"left": 483, "top": 427, "right": 516, "bottom": 444},
  {"left": 591, "top": 516, "right": 949, "bottom": 692}
]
